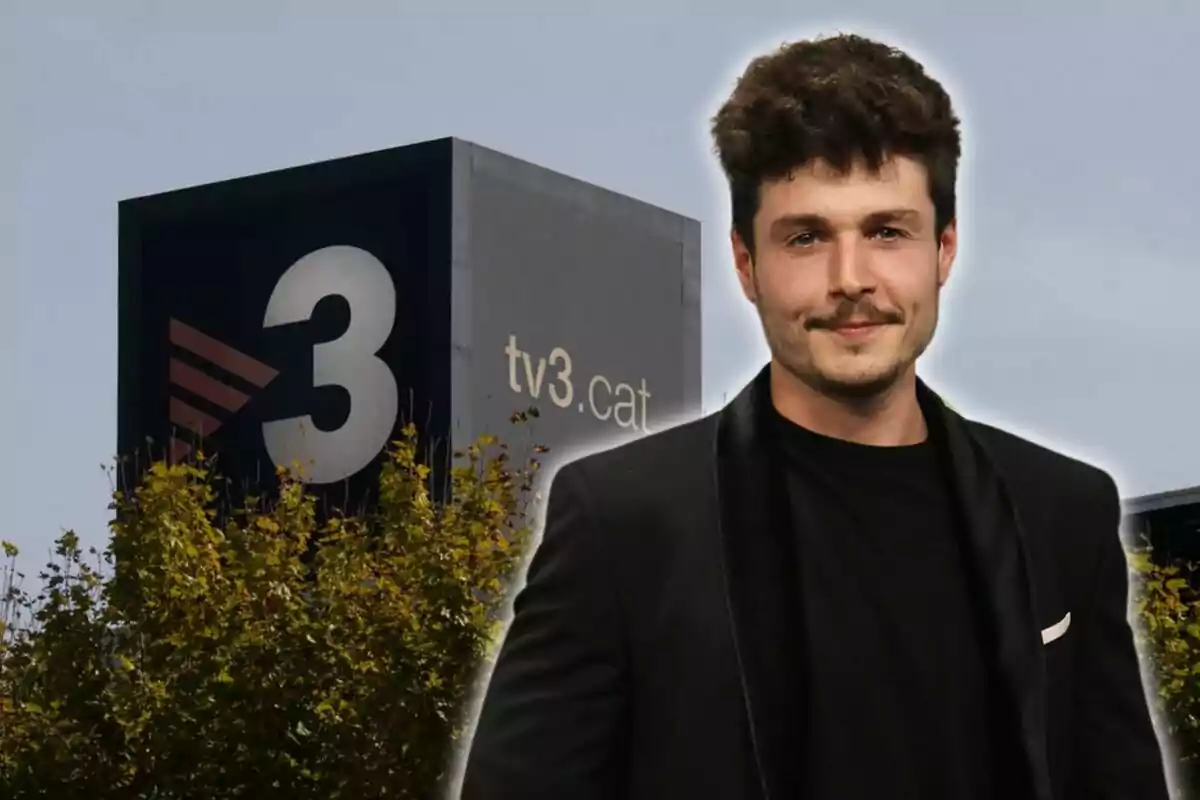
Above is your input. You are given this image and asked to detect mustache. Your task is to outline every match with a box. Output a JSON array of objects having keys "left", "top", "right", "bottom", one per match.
[{"left": 806, "top": 301, "right": 904, "bottom": 330}]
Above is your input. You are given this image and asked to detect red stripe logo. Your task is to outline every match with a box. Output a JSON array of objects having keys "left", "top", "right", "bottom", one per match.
[{"left": 167, "top": 318, "right": 279, "bottom": 462}]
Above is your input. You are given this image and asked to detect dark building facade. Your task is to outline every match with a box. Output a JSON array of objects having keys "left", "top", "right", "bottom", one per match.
[{"left": 1124, "top": 485, "right": 1200, "bottom": 563}]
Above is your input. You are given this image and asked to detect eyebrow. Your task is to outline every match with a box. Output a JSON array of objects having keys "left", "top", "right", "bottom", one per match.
[{"left": 768, "top": 208, "right": 924, "bottom": 238}]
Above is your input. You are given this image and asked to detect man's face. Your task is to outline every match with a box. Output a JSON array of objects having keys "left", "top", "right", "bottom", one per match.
[{"left": 733, "top": 154, "right": 957, "bottom": 399}]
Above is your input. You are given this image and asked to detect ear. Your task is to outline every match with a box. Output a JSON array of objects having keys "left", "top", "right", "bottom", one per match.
[
  {"left": 732, "top": 229, "right": 756, "bottom": 303},
  {"left": 936, "top": 218, "right": 958, "bottom": 287}
]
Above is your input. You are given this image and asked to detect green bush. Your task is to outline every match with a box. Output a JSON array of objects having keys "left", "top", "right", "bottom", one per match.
[
  {"left": 0, "top": 425, "right": 539, "bottom": 799},
  {"left": 1128, "top": 542, "right": 1200, "bottom": 798}
]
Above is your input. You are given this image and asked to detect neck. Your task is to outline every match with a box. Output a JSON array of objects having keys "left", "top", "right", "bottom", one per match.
[{"left": 769, "top": 361, "right": 928, "bottom": 447}]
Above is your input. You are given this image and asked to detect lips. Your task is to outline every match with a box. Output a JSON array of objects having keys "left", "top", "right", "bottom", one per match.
[{"left": 826, "top": 321, "right": 888, "bottom": 339}]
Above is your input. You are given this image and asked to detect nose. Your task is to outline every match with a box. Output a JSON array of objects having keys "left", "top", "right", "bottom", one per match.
[{"left": 829, "top": 237, "right": 875, "bottom": 299}]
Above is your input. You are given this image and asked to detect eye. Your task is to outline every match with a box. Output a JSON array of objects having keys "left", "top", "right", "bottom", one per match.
[
  {"left": 873, "top": 227, "right": 907, "bottom": 241},
  {"left": 787, "top": 231, "right": 819, "bottom": 248}
]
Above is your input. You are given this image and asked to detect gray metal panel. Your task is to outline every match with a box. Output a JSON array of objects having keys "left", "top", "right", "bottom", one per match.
[
  {"left": 453, "top": 139, "right": 701, "bottom": 467},
  {"left": 463, "top": 140, "right": 698, "bottom": 244}
]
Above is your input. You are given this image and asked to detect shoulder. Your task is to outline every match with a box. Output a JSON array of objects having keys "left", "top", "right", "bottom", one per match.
[
  {"left": 965, "top": 419, "right": 1120, "bottom": 522},
  {"left": 558, "top": 412, "right": 718, "bottom": 481},
  {"left": 549, "top": 413, "right": 718, "bottom": 509},
  {"left": 965, "top": 420, "right": 1129, "bottom": 608},
  {"left": 535, "top": 415, "right": 722, "bottom": 587}
]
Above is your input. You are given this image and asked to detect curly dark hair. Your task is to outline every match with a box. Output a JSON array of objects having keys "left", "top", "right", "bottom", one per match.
[{"left": 711, "top": 33, "right": 962, "bottom": 254}]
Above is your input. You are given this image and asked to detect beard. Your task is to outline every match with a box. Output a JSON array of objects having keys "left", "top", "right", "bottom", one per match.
[
  {"left": 783, "top": 347, "right": 910, "bottom": 400},
  {"left": 756, "top": 294, "right": 938, "bottom": 403}
]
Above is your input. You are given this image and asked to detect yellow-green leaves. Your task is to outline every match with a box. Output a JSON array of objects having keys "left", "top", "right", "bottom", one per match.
[
  {"left": 0, "top": 426, "right": 539, "bottom": 798},
  {"left": 1128, "top": 541, "right": 1200, "bottom": 793}
]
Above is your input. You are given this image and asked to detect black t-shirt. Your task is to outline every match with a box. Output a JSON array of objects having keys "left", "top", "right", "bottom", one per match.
[{"left": 770, "top": 407, "right": 1011, "bottom": 799}]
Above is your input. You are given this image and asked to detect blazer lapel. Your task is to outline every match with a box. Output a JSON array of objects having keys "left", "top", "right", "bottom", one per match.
[
  {"left": 713, "top": 369, "right": 1051, "bottom": 799},
  {"left": 713, "top": 367, "right": 806, "bottom": 800},
  {"left": 917, "top": 379, "right": 1052, "bottom": 800}
]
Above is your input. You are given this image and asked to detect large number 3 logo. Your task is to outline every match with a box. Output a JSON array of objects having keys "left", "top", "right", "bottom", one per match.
[{"left": 262, "top": 245, "right": 399, "bottom": 485}]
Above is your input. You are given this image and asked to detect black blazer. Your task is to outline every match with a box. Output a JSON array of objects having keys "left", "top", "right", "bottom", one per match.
[{"left": 459, "top": 367, "right": 1170, "bottom": 799}]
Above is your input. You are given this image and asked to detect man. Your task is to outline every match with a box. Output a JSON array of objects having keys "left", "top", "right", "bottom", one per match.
[{"left": 460, "top": 33, "right": 1170, "bottom": 800}]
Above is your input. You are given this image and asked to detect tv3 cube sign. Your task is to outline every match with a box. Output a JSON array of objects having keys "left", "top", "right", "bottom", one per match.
[{"left": 169, "top": 245, "right": 400, "bottom": 487}]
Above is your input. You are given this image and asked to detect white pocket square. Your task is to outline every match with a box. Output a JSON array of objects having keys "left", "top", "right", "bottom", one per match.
[{"left": 1041, "top": 612, "right": 1071, "bottom": 644}]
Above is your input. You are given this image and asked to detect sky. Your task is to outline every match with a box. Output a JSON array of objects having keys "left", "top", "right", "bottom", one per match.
[{"left": 3, "top": 1, "right": 1199, "bottom": 577}]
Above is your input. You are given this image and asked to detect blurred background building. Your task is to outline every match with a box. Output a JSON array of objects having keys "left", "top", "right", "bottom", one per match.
[{"left": 1125, "top": 486, "right": 1200, "bottom": 563}]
